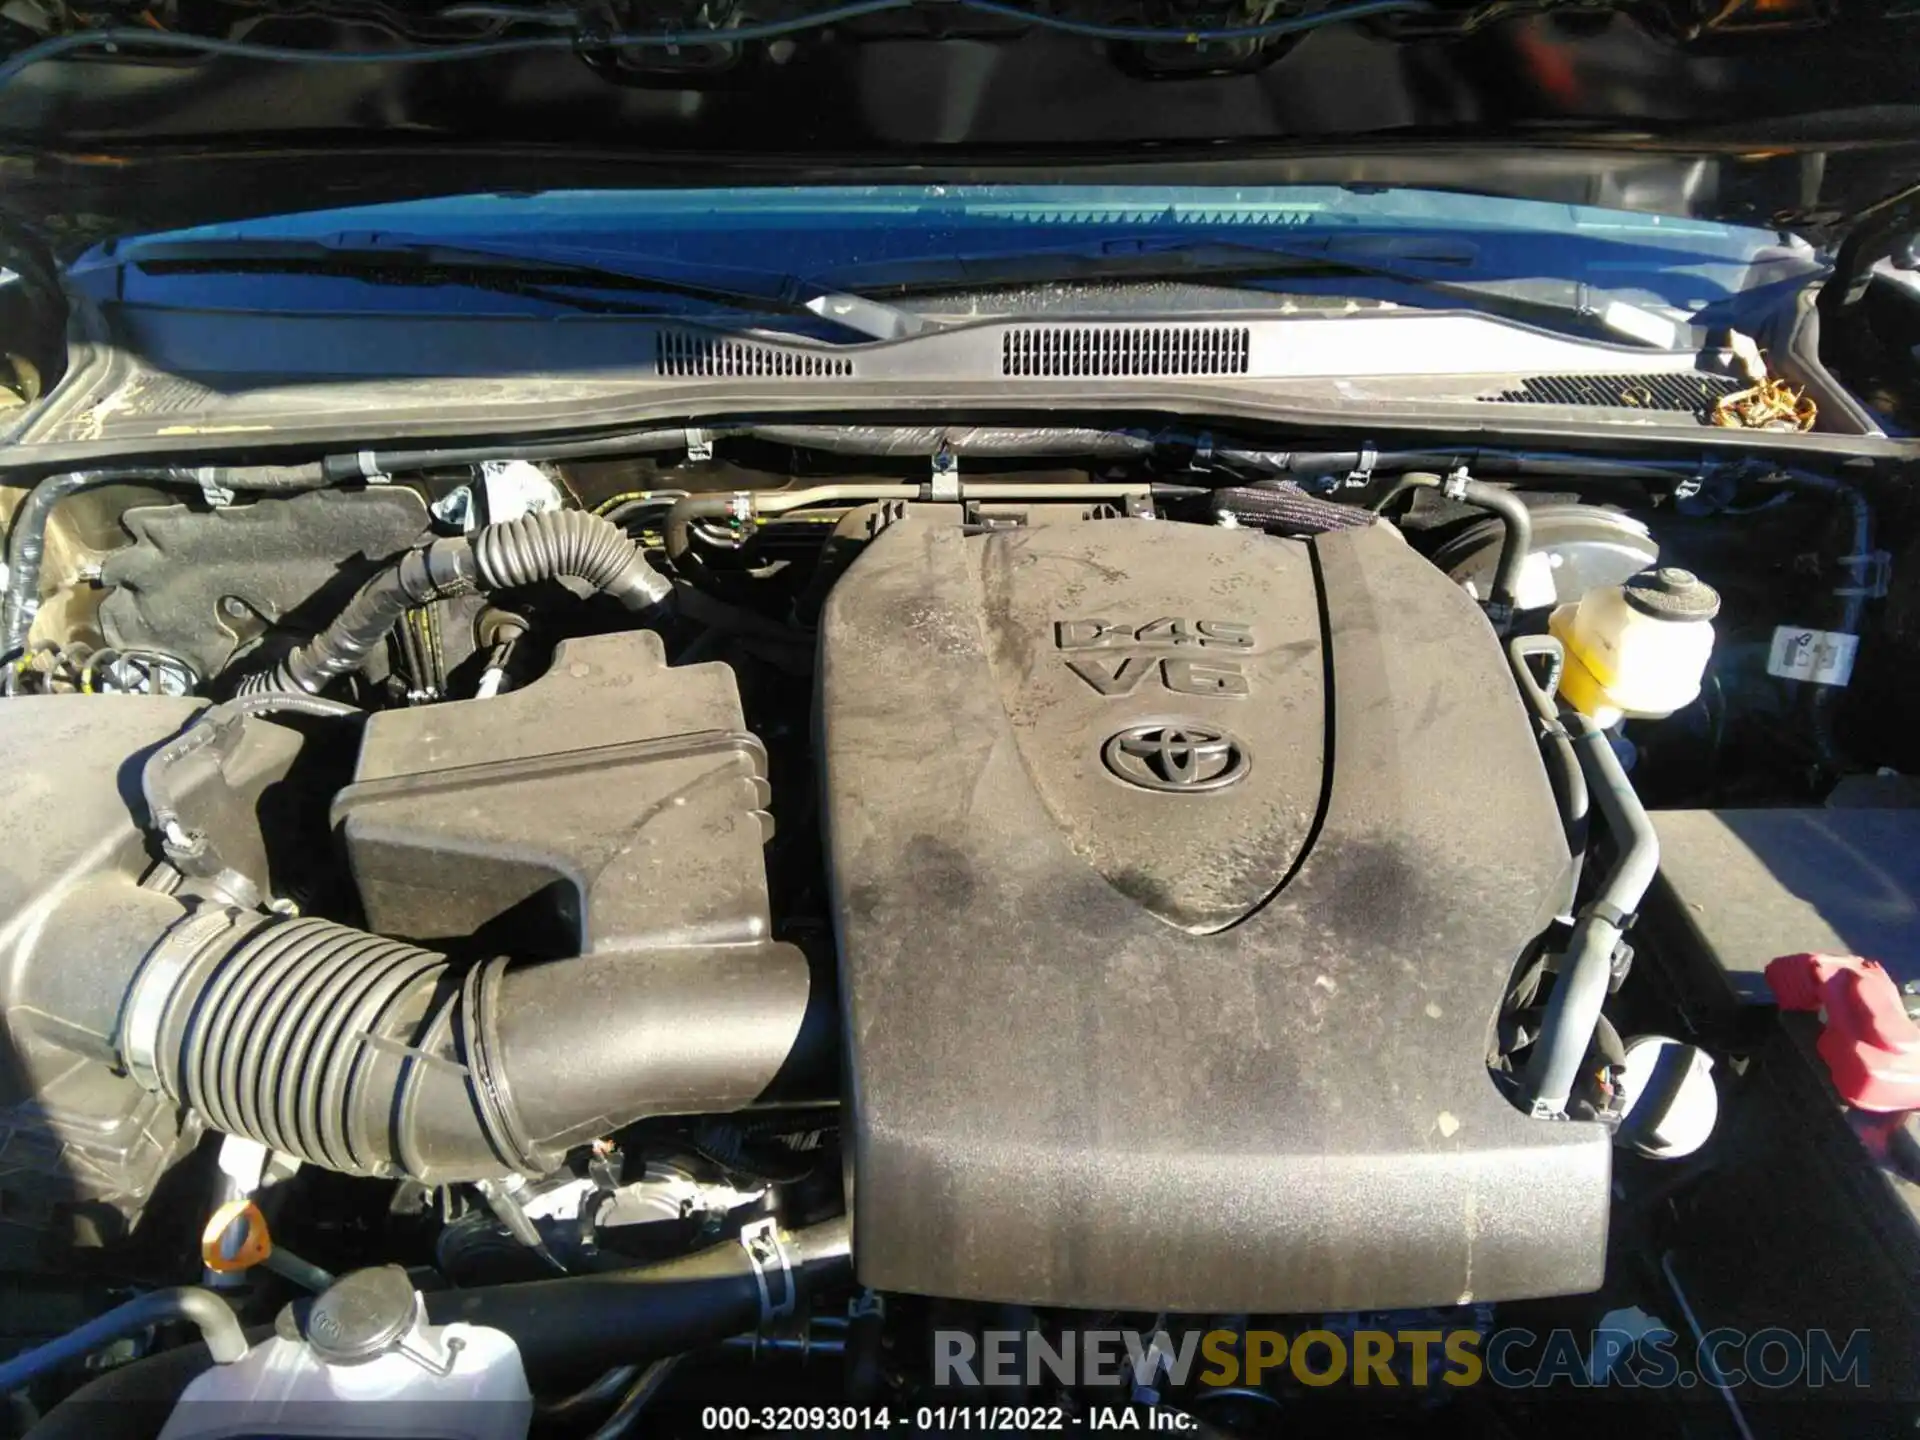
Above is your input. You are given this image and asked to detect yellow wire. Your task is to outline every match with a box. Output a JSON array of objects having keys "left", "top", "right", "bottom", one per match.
[{"left": 593, "top": 490, "right": 669, "bottom": 517}]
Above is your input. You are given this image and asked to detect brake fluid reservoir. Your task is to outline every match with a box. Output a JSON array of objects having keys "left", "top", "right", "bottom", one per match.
[
  {"left": 1548, "top": 567, "right": 1720, "bottom": 728},
  {"left": 159, "top": 1267, "right": 532, "bottom": 1440}
]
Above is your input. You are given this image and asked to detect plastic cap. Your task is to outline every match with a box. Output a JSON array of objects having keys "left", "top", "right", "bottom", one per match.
[
  {"left": 1622, "top": 567, "right": 1721, "bottom": 622},
  {"left": 1614, "top": 1035, "right": 1719, "bottom": 1159},
  {"left": 304, "top": 1266, "right": 421, "bottom": 1364},
  {"left": 1766, "top": 952, "right": 1920, "bottom": 1111}
]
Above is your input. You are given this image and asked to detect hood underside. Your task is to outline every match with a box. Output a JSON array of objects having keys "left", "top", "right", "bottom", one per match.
[{"left": 0, "top": 3, "right": 1916, "bottom": 260}]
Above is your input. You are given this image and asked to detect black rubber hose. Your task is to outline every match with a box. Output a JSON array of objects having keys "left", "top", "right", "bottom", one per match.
[
  {"left": 663, "top": 493, "right": 734, "bottom": 577},
  {"left": 19, "top": 1334, "right": 264, "bottom": 1440},
  {"left": 536, "top": 1365, "right": 641, "bottom": 1425},
  {"left": 22, "top": 1348, "right": 208, "bottom": 1440},
  {"left": 1210, "top": 447, "right": 1703, "bottom": 486},
  {"left": 248, "top": 509, "right": 671, "bottom": 695},
  {"left": 1396, "top": 471, "right": 1533, "bottom": 617},
  {"left": 1521, "top": 712, "right": 1661, "bottom": 1117},
  {"left": 1508, "top": 636, "right": 1591, "bottom": 877},
  {"left": 323, "top": 430, "right": 689, "bottom": 481},
  {"left": 0, "top": 1289, "right": 246, "bottom": 1398},
  {"left": 320, "top": 425, "right": 1156, "bottom": 481},
  {"left": 1772, "top": 469, "right": 1874, "bottom": 773},
  {"left": 127, "top": 910, "right": 813, "bottom": 1184},
  {"left": 1462, "top": 481, "right": 1534, "bottom": 612},
  {"left": 425, "top": 1216, "right": 852, "bottom": 1384},
  {"left": 2, "top": 465, "right": 326, "bottom": 654},
  {"left": 245, "top": 544, "right": 461, "bottom": 695},
  {"left": 585, "top": 1355, "right": 681, "bottom": 1440}
]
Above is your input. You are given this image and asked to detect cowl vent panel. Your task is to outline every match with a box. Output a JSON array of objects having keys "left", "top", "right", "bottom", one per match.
[
  {"left": 1002, "top": 325, "right": 1252, "bottom": 378},
  {"left": 656, "top": 331, "right": 854, "bottom": 378}
]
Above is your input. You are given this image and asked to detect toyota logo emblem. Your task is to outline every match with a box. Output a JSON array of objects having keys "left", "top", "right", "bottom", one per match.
[{"left": 1102, "top": 723, "right": 1250, "bottom": 793}]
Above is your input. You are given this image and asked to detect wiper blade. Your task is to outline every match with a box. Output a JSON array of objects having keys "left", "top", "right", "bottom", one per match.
[
  {"left": 115, "top": 236, "right": 934, "bottom": 340},
  {"left": 824, "top": 235, "right": 1695, "bottom": 349},
  {"left": 822, "top": 231, "right": 1478, "bottom": 288}
]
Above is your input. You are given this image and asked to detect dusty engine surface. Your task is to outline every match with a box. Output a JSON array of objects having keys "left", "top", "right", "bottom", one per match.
[
  {"left": 0, "top": 632, "right": 818, "bottom": 1233},
  {"left": 820, "top": 516, "right": 1603, "bottom": 1311}
]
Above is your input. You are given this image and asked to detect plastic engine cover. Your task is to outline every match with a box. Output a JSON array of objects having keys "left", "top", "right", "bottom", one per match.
[{"left": 819, "top": 515, "right": 1605, "bottom": 1311}]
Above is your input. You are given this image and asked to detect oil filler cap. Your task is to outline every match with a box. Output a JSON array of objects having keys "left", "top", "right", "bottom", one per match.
[
  {"left": 304, "top": 1266, "right": 421, "bottom": 1364},
  {"left": 1622, "top": 567, "right": 1720, "bottom": 622}
]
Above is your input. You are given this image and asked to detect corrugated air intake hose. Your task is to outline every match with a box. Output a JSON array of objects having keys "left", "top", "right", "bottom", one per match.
[
  {"left": 243, "top": 509, "right": 672, "bottom": 696},
  {"left": 116, "top": 903, "right": 814, "bottom": 1184}
]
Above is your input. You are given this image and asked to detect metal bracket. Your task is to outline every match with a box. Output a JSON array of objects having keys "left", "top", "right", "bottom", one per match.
[
  {"left": 740, "top": 1216, "right": 796, "bottom": 1323},
  {"left": 929, "top": 442, "right": 961, "bottom": 502}
]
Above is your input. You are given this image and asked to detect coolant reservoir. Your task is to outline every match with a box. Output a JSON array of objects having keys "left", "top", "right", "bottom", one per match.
[
  {"left": 159, "top": 1266, "right": 532, "bottom": 1440},
  {"left": 1548, "top": 567, "right": 1720, "bottom": 728}
]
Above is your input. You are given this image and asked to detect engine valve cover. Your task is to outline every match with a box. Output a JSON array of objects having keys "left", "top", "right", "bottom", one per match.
[{"left": 820, "top": 514, "right": 1605, "bottom": 1311}]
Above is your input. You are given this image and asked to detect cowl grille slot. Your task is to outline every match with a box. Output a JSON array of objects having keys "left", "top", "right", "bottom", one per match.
[
  {"left": 656, "top": 332, "right": 854, "bottom": 379},
  {"left": 1002, "top": 325, "right": 1252, "bottom": 378},
  {"left": 1484, "top": 373, "right": 1743, "bottom": 415}
]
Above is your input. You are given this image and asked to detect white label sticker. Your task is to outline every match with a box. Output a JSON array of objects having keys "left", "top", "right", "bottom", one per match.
[{"left": 1767, "top": 626, "right": 1858, "bottom": 687}]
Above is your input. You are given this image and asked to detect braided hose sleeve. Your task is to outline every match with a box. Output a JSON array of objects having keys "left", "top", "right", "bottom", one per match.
[{"left": 1207, "top": 483, "right": 1378, "bottom": 535}]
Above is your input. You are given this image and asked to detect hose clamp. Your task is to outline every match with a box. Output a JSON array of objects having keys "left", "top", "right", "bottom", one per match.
[
  {"left": 1582, "top": 899, "right": 1637, "bottom": 932},
  {"left": 1343, "top": 443, "right": 1377, "bottom": 490},
  {"left": 740, "top": 1216, "right": 796, "bottom": 1323},
  {"left": 121, "top": 908, "right": 252, "bottom": 1096},
  {"left": 195, "top": 468, "right": 236, "bottom": 509},
  {"left": 462, "top": 956, "right": 538, "bottom": 1173},
  {"left": 1443, "top": 464, "right": 1471, "bottom": 502}
]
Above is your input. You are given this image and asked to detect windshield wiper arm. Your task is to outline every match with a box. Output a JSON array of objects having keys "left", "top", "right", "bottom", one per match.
[
  {"left": 117, "top": 236, "right": 934, "bottom": 340},
  {"left": 821, "top": 235, "right": 1694, "bottom": 349},
  {"left": 812, "top": 232, "right": 1475, "bottom": 295}
]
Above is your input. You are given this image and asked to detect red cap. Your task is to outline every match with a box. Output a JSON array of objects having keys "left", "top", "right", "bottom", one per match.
[{"left": 1765, "top": 953, "right": 1920, "bottom": 1113}]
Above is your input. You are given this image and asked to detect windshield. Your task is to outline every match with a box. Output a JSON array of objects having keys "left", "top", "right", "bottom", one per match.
[{"left": 76, "top": 184, "right": 1817, "bottom": 325}]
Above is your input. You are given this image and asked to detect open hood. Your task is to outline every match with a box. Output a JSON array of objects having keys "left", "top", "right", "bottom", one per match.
[{"left": 0, "top": 0, "right": 1916, "bottom": 272}]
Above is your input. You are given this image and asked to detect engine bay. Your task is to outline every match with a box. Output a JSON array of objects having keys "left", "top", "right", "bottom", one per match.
[{"left": 1, "top": 427, "right": 1918, "bottom": 1436}]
